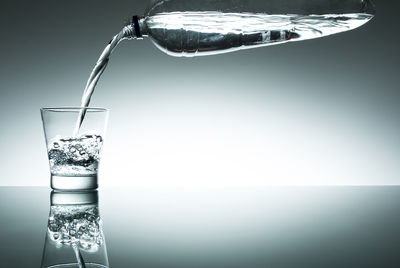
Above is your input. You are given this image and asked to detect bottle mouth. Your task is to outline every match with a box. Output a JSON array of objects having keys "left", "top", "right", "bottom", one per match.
[{"left": 122, "top": 15, "right": 144, "bottom": 40}]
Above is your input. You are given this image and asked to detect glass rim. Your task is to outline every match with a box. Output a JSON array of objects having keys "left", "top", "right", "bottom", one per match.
[{"left": 41, "top": 107, "right": 109, "bottom": 112}]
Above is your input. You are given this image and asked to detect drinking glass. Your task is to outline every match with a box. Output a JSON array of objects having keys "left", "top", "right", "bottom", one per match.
[
  {"left": 41, "top": 191, "right": 109, "bottom": 268},
  {"left": 41, "top": 107, "right": 109, "bottom": 190}
]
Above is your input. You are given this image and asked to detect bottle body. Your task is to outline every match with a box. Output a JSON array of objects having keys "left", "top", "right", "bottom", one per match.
[{"left": 135, "top": 0, "right": 375, "bottom": 57}]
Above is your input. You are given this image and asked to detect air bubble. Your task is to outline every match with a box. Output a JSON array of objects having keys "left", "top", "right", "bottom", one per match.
[
  {"left": 48, "top": 205, "right": 103, "bottom": 250},
  {"left": 48, "top": 134, "right": 103, "bottom": 175}
]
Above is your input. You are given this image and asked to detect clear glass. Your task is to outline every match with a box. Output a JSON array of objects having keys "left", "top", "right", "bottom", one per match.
[
  {"left": 41, "top": 191, "right": 109, "bottom": 268},
  {"left": 41, "top": 107, "right": 109, "bottom": 191}
]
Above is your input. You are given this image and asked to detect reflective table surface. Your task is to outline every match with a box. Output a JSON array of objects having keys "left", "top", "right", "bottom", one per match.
[{"left": 1, "top": 186, "right": 400, "bottom": 267}]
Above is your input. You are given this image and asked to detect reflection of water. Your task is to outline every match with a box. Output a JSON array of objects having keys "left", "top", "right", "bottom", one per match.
[
  {"left": 41, "top": 191, "right": 109, "bottom": 268},
  {"left": 48, "top": 204, "right": 103, "bottom": 251}
]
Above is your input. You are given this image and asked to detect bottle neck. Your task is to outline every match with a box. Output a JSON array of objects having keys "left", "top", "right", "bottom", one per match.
[{"left": 123, "top": 16, "right": 146, "bottom": 40}]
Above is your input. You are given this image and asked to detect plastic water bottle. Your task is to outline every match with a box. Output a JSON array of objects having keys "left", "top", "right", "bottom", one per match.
[
  {"left": 73, "top": 0, "right": 375, "bottom": 134},
  {"left": 127, "top": 0, "right": 375, "bottom": 57}
]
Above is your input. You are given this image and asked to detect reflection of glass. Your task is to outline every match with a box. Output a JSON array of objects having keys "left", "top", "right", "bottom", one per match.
[
  {"left": 41, "top": 191, "right": 109, "bottom": 268},
  {"left": 41, "top": 107, "right": 109, "bottom": 191}
]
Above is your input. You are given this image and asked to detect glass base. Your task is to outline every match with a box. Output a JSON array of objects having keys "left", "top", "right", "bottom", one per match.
[{"left": 51, "top": 175, "right": 98, "bottom": 191}]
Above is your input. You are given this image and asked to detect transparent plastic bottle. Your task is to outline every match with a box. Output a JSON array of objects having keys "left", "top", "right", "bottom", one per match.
[
  {"left": 127, "top": 0, "right": 375, "bottom": 57},
  {"left": 74, "top": 0, "right": 376, "bottom": 130}
]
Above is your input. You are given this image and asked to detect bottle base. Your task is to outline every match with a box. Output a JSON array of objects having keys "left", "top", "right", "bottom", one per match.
[{"left": 51, "top": 175, "right": 98, "bottom": 191}]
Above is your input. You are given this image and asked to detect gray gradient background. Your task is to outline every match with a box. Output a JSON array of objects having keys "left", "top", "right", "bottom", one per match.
[{"left": 0, "top": 0, "right": 399, "bottom": 186}]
